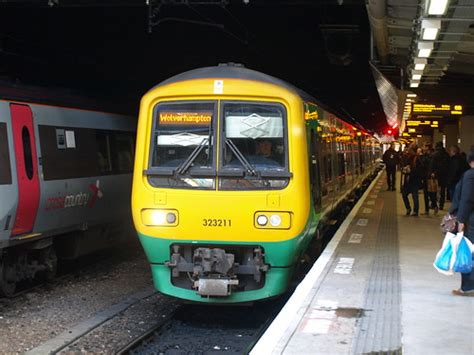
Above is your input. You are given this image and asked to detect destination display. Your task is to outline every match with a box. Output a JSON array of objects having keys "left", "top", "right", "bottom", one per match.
[{"left": 159, "top": 112, "right": 212, "bottom": 125}]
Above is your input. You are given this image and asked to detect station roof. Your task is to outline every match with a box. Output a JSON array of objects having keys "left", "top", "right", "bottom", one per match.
[
  {"left": 3, "top": 1, "right": 471, "bottom": 134},
  {"left": 368, "top": 0, "right": 474, "bottom": 128}
]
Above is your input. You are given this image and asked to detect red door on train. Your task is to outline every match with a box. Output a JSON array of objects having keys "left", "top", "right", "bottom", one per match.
[{"left": 10, "top": 104, "right": 40, "bottom": 236}]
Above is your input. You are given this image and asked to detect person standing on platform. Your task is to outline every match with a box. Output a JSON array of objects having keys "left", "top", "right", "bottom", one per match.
[
  {"left": 451, "top": 149, "right": 474, "bottom": 296},
  {"left": 419, "top": 145, "right": 435, "bottom": 215},
  {"left": 430, "top": 141, "right": 450, "bottom": 210},
  {"left": 447, "top": 145, "right": 469, "bottom": 201},
  {"left": 401, "top": 147, "right": 421, "bottom": 216},
  {"left": 383, "top": 143, "right": 399, "bottom": 191}
]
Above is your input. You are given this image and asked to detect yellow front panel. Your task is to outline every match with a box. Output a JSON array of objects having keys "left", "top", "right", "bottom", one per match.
[{"left": 132, "top": 78, "right": 311, "bottom": 243}]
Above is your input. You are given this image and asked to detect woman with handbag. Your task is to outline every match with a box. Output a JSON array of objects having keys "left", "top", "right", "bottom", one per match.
[{"left": 449, "top": 149, "right": 474, "bottom": 296}]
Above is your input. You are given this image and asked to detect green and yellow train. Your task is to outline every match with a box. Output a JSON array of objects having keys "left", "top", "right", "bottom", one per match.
[{"left": 132, "top": 64, "right": 381, "bottom": 303}]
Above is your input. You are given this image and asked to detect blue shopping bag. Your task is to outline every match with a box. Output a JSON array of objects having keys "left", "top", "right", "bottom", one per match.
[
  {"left": 434, "top": 240, "right": 453, "bottom": 272},
  {"left": 433, "top": 232, "right": 456, "bottom": 275},
  {"left": 453, "top": 237, "right": 473, "bottom": 273}
]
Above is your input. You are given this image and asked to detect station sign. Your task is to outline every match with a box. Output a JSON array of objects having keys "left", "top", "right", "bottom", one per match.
[
  {"left": 412, "top": 104, "right": 462, "bottom": 115},
  {"left": 406, "top": 120, "right": 439, "bottom": 128}
]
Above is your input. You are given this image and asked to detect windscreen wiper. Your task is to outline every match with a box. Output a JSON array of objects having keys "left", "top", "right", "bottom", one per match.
[
  {"left": 225, "top": 139, "right": 257, "bottom": 176},
  {"left": 175, "top": 137, "right": 209, "bottom": 176}
]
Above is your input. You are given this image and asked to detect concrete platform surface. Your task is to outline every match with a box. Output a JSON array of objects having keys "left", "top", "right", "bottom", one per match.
[{"left": 251, "top": 172, "right": 474, "bottom": 355}]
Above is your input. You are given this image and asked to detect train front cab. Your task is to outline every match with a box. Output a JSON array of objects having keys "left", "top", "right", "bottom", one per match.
[{"left": 132, "top": 80, "right": 318, "bottom": 303}]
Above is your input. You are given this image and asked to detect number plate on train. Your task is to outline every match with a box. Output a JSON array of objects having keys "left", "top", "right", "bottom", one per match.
[{"left": 202, "top": 219, "right": 232, "bottom": 227}]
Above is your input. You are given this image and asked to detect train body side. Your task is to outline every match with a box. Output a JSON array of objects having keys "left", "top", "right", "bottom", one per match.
[
  {"left": 0, "top": 99, "right": 135, "bottom": 295},
  {"left": 0, "top": 100, "right": 135, "bottom": 248}
]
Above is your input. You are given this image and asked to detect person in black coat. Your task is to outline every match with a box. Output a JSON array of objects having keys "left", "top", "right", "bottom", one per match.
[
  {"left": 401, "top": 148, "right": 422, "bottom": 216},
  {"left": 383, "top": 143, "right": 399, "bottom": 191},
  {"left": 430, "top": 141, "right": 450, "bottom": 210},
  {"left": 450, "top": 149, "right": 474, "bottom": 296},
  {"left": 447, "top": 145, "right": 469, "bottom": 201},
  {"left": 419, "top": 144, "right": 437, "bottom": 215}
]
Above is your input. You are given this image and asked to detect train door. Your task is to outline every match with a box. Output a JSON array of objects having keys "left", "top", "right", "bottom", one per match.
[
  {"left": 10, "top": 104, "right": 40, "bottom": 236},
  {"left": 309, "top": 128, "right": 322, "bottom": 212}
]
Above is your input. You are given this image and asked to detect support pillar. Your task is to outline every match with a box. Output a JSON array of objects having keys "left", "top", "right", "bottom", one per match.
[
  {"left": 432, "top": 129, "right": 443, "bottom": 146},
  {"left": 443, "top": 124, "right": 459, "bottom": 149},
  {"left": 459, "top": 116, "right": 474, "bottom": 153}
]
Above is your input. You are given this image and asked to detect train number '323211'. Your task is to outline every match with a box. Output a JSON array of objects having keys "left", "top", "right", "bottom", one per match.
[{"left": 202, "top": 218, "right": 232, "bottom": 227}]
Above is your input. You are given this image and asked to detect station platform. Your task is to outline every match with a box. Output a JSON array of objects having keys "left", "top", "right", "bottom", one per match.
[{"left": 251, "top": 172, "right": 474, "bottom": 355}]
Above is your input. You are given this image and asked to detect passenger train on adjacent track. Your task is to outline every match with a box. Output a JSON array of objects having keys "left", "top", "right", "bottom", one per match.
[
  {"left": 132, "top": 64, "right": 381, "bottom": 303},
  {"left": 0, "top": 84, "right": 135, "bottom": 296}
]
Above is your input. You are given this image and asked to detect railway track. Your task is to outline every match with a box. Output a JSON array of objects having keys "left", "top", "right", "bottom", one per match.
[{"left": 117, "top": 297, "right": 288, "bottom": 355}]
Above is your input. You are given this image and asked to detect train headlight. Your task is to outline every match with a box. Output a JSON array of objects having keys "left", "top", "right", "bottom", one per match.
[
  {"left": 256, "top": 215, "right": 268, "bottom": 226},
  {"left": 269, "top": 214, "right": 282, "bottom": 227},
  {"left": 254, "top": 212, "right": 291, "bottom": 229},
  {"left": 141, "top": 209, "right": 178, "bottom": 227}
]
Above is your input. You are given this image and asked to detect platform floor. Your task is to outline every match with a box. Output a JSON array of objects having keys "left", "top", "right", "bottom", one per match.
[{"left": 251, "top": 172, "right": 474, "bottom": 355}]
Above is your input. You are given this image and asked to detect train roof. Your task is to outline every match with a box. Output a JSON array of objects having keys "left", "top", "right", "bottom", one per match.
[
  {"left": 0, "top": 80, "right": 130, "bottom": 115},
  {"left": 152, "top": 64, "right": 368, "bottom": 132}
]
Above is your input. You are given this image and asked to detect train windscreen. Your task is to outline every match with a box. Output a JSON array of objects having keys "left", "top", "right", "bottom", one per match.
[
  {"left": 147, "top": 100, "right": 289, "bottom": 190},
  {"left": 219, "top": 102, "right": 290, "bottom": 190},
  {"left": 148, "top": 101, "right": 216, "bottom": 189}
]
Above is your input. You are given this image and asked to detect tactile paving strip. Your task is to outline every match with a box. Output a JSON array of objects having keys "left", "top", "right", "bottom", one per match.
[{"left": 352, "top": 190, "right": 402, "bottom": 354}]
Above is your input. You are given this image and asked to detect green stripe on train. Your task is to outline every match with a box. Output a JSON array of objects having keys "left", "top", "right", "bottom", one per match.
[{"left": 136, "top": 207, "right": 319, "bottom": 303}]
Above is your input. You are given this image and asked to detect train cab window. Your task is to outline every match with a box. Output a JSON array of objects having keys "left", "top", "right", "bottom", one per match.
[
  {"left": 219, "top": 101, "right": 289, "bottom": 190},
  {"left": 0, "top": 123, "right": 12, "bottom": 184},
  {"left": 147, "top": 101, "right": 216, "bottom": 189},
  {"left": 22, "top": 126, "right": 34, "bottom": 180}
]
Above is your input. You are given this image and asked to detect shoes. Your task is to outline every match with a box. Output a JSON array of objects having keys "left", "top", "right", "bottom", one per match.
[
  {"left": 434, "top": 207, "right": 439, "bottom": 216},
  {"left": 411, "top": 212, "right": 419, "bottom": 217},
  {"left": 452, "top": 289, "right": 474, "bottom": 297},
  {"left": 406, "top": 209, "right": 411, "bottom": 216}
]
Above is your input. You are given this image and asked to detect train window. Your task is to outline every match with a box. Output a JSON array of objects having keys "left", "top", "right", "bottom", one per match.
[
  {"left": 0, "top": 123, "right": 12, "bottom": 184},
  {"left": 113, "top": 132, "right": 135, "bottom": 174},
  {"left": 22, "top": 126, "right": 34, "bottom": 180},
  {"left": 96, "top": 131, "right": 113, "bottom": 174},
  {"left": 219, "top": 101, "right": 289, "bottom": 190},
  {"left": 39, "top": 125, "right": 100, "bottom": 180},
  {"left": 147, "top": 101, "right": 216, "bottom": 189}
]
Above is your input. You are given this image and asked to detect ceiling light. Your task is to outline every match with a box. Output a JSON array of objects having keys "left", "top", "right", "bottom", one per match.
[
  {"left": 427, "top": 0, "right": 449, "bottom": 15},
  {"left": 407, "top": 93, "right": 417, "bottom": 97},
  {"left": 418, "top": 49, "right": 431, "bottom": 57},
  {"left": 411, "top": 70, "right": 424, "bottom": 81},
  {"left": 414, "top": 58, "right": 427, "bottom": 71},
  {"left": 410, "top": 82, "right": 420, "bottom": 88},
  {"left": 421, "top": 19, "right": 441, "bottom": 40},
  {"left": 423, "top": 28, "right": 439, "bottom": 40},
  {"left": 417, "top": 42, "right": 434, "bottom": 58}
]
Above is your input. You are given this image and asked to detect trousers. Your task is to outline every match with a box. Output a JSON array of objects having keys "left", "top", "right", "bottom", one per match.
[
  {"left": 386, "top": 166, "right": 396, "bottom": 189},
  {"left": 402, "top": 184, "right": 419, "bottom": 213}
]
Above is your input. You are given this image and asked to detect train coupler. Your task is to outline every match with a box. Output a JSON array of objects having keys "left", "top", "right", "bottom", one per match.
[{"left": 193, "top": 277, "right": 239, "bottom": 297}]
